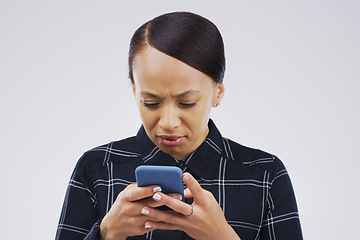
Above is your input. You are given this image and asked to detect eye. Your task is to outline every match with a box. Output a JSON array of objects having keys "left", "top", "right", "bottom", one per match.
[
  {"left": 179, "top": 102, "right": 197, "bottom": 108},
  {"left": 143, "top": 102, "right": 160, "bottom": 109}
]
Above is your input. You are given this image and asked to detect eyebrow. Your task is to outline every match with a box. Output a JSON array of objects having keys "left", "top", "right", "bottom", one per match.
[{"left": 140, "top": 90, "right": 200, "bottom": 98}]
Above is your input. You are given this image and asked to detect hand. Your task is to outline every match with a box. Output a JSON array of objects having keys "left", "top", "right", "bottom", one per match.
[
  {"left": 99, "top": 184, "right": 163, "bottom": 240},
  {"left": 140, "top": 173, "right": 241, "bottom": 240}
]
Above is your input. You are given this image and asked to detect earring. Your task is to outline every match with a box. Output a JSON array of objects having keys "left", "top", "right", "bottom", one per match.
[{"left": 214, "top": 103, "right": 220, "bottom": 107}]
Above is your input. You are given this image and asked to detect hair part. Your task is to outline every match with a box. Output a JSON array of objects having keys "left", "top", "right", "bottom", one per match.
[{"left": 128, "top": 12, "right": 225, "bottom": 84}]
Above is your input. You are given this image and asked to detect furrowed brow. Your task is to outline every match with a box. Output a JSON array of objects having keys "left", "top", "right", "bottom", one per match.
[
  {"left": 140, "top": 91, "right": 159, "bottom": 98},
  {"left": 176, "top": 90, "right": 200, "bottom": 98}
]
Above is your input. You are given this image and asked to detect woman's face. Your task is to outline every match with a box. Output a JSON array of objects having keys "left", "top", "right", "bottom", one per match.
[{"left": 132, "top": 46, "right": 224, "bottom": 160}]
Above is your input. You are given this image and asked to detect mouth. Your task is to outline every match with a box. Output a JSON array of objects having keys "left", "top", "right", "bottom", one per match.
[{"left": 158, "top": 135, "right": 185, "bottom": 146}]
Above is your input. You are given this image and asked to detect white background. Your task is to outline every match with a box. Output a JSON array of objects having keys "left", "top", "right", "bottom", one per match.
[{"left": 1, "top": 1, "right": 359, "bottom": 239}]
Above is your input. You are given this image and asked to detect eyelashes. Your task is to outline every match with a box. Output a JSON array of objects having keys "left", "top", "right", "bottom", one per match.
[
  {"left": 143, "top": 102, "right": 159, "bottom": 109},
  {"left": 142, "top": 102, "right": 197, "bottom": 109},
  {"left": 179, "top": 102, "right": 197, "bottom": 108}
]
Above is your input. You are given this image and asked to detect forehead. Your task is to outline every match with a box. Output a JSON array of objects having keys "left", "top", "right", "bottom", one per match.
[{"left": 132, "top": 46, "right": 213, "bottom": 93}]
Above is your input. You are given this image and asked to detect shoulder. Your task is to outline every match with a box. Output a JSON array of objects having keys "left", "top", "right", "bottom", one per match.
[
  {"left": 68, "top": 136, "right": 141, "bottom": 188},
  {"left": 223, "top": 137, "right": 286, "bottom": 177},
  {"left": 77, "top": 136, "right": 141, "bottom": 169}
]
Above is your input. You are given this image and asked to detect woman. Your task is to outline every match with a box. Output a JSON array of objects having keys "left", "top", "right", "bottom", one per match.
[{"left": 56, "top": 12, "right": 303, "bottom": 240}]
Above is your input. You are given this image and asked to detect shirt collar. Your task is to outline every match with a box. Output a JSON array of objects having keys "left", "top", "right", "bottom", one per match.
[{"left": 136, "top": 119, "right": 226, "bottom": 180}]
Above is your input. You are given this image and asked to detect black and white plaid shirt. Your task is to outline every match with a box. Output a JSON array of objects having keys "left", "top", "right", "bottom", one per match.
[{"left": 56, "top": 119, "right": 303, "bottom": 240}]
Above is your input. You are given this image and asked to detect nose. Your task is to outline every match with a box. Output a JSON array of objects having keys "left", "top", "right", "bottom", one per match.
[{"left": 159, "top": 104, "right": 181, "bottom": 131}]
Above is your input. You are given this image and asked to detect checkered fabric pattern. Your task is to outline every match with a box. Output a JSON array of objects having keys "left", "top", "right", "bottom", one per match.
[{"left": 56, "top": 119, "right": 303, "bottom": 240}]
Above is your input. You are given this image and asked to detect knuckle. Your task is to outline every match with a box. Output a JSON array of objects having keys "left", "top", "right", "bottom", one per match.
[
  {"left": 176, "top": 203, "right": 188, "bottom": 214},
  {"left": 165, "top": 214, "right": 176, "bottom": 224},
  {"left": 120, "top": 204, "right": 134, "bottom": 216},
  {"left": 128, "top": 188, "right": 136, "bottom": 199},
  {"left": 117, "top": 190, "right": 125, "bottom": 201},
  {"left": 162, "top": 196, "right": 170, "bottom": 205},
  {"left": 127, "top": 217, "right": 137, "bottom": 226},
  {"left": 119, "top": 187, "right": 134, "bottom": 201},
  {"left": 204, "top": 190, "right": 214, "bottom": 198}
]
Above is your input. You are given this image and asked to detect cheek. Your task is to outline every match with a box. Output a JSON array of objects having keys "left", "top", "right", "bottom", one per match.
[
  {"left": 139, "top": 107, "right": 158, "bottom": 127},
  {"left": 184, "top": 103, "right": 212, "bottom": 131},
  {"left": 199, "top": 96, "right": 213, "bottom": 117}
]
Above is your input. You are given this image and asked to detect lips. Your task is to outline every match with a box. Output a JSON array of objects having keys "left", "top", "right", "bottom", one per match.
[{"left": 158, "top": 135, "right": 185, "bottom": 146}]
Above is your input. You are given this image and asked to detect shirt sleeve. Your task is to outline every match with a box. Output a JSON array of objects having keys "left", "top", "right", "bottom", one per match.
[
  {"left": 55, "top": 154, "right": 100, "bottom": 240},
  {"left": 259, "top": 160, "right": 303, "bottom": 239}
]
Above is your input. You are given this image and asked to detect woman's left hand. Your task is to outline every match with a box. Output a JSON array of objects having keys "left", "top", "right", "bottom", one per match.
[{"left": 141, "top": 172, "right": 241, "bottom": 240}]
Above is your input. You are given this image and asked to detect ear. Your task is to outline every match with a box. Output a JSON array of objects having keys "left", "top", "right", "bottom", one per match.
[
  {"left": 132, "top": 82, "right": 136, "bottom": 99},
  {"left": 212, "top": 83, "right": 225, "bottom": 107}
]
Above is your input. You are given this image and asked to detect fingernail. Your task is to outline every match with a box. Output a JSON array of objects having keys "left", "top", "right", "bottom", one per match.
[
  {"left": 183, "top": 173, "right": 190, "bottom": 181},
  {"left": 173, "top": 194, "right": 182, "bottom": 201},
  {"left": 153, "top": 186, "right": 162, "bottom": 193},
  {"left": 153, "top": 193, "right": 161, "bottom": 201},
  {"left": 145, "top": 224, "right": 151, "bottom": 229},
  {"left": 141, "top": 208, "right": 150, "bottom": 215}
]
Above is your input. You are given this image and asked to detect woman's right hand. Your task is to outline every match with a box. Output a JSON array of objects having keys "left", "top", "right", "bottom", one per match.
[{"left": 98, "top": 183, "right": 163, "bottom": 240}]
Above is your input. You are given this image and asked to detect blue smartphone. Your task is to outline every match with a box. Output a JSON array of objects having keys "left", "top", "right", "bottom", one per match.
[{"left": 135, "top": 165, "right": 184, "bottom": 202}]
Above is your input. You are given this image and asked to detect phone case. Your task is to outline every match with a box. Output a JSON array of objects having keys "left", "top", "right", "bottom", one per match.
[{"left": 135, "top": 165, "right": 184, "bottom": 200}]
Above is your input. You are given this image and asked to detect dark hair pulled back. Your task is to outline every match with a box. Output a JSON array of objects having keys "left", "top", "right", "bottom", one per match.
[{"left": 128, "top": 12, "right": 225, "bottom": 83}]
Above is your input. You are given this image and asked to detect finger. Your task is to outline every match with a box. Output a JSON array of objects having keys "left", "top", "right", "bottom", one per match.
[
  {"left": 141, "top": 193, "right": 183, "bottom": 208},
  {"left": 152, "top": 192, "right": 192, "bottom": 216},
  {"left": 141, "top": 207, "right": 184, "bottom": 226},
  {"left": 118, "top": 215, "right": 155, "bottom": 236},
  {"left": 182, "top": 173, "right": 203, "bottom": 200},
  {"left": 123, "top": 184, "right": 162, "bottom": 202},
  {"left": 144, "top": 220, "right": 182, "bottom": 232},
  {"left": 183, "top": 188, "right": 193, "bottom": 199},
  {"left": 141, "top": 196, "right": 165, "bottom": 208}
]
